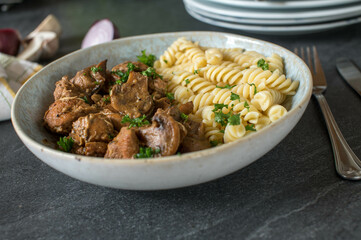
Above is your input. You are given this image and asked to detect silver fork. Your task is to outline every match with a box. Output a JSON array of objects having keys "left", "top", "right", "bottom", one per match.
[{"left": 295, "top": 46, "right": 361, "bottom": 180}]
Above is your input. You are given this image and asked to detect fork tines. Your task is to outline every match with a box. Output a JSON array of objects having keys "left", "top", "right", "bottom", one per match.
[{"left": 294, "top": 46, "right": 326, "bottom": 87}]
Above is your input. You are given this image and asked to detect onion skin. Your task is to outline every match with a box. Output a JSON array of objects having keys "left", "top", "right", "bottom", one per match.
[
  {"left": 81, "top": 19, "right": 120, "bottom": 49},
  {"left": 0, "top": 28, "right": 21, "bottom": 56}
]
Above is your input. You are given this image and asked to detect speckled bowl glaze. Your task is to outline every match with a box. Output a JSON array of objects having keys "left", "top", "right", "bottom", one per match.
[{"left": 11, "top": 32, "right": 312, "bottom": 190}]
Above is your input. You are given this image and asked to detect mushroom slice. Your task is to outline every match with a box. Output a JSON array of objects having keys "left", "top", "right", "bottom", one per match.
[
  {"left": 105, "top": 127, "right": 139, "bottom": 159},
  {"left": 111, "top": 61, "right": 148, "bottom": 73},
  {"left": 110, "top": 71, "right": 153, "bottom": 118},
  {"left": 138, "top": 109, "right": 181, "bottom": 156}
]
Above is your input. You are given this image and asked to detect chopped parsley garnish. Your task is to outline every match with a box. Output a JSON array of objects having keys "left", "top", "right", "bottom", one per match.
[
  {"left": 210, "top": 140, "right": 218, "bottom": 147},
  {"left": 228, "top": 113, "right": 241, "bottom": 126},
  {"left": 57, "top": 136, "right": 74, "bottom": 152},
  {"left": 112, "top": 62, "right": 139, "bottom": 84},
  {"left": 180, "top": 113, "right": 188, "bottom": 122},
  {"left": 121, "top": 114, "right": 150, "bottom": 128},
  {"left": 108, "top": 134, "right": 114, "bottom": 140},
  {"left": 257, "top": 58, "right": 269, "bottom": 71},
  {"left": 194, "top": 69, "right": 200, "bottom": 74},
  {"left": 212, "top": 103, "right": 241, "bottom": 126},
  {"left": 137, "top": 50, "right": 156, "bottom": 67},
  {"left": 185, "top": 79, "right": 190, "bottom": 85},
  {"left": 83, "top": 72, "right": 87, "bottom": 76},
  {"left": 80, "top": 96, "right": 89, "bottom": 104},
  {"left": 244, "top": 101, "right": 250, "bottom": 111},
  {"left": 102, "top": 96, "right": 110, "bottom": 103},
  {"left": 247, "top": 83, "right": 258, "bottom": 94},
  {"left": 135, "top": 147, "right": 161, "bottom": 158},
  {"left": 220, "top": 130, "right": 225, "bottom": 133},
  {"left": 212, "top": 103, "right": 228, "bottom": 112},
  {"left": 230, "top": 92, "right": 240, "bottom": 101},
  {"left": 245, "top": 124, "right": 257, "bottom": 131},
  {"left": 163, "top": 59, "right": 168, "bottom": 64},
  {"left": 141, "top": 67, "right": 163, "bottom": 79},
  {"left": 214, "top": 111, "right": 231, "bottom": 127},
  {"left": 166, "top": 92, "right": 175, "bottom": 101},
  {"left": 90, "top": 66, "right": 103, "bottom": 73},
  {"left": 94, "top": 81, "right": 100, "bottom": 85},
  {"left": 216, "top": 84, "right": 236, "bottom": 89}
]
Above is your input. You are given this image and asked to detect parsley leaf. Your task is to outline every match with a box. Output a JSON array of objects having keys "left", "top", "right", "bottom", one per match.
[
  {"left": 228, "top": 113, "right": 241, "bottom": 126},
  {"left": 257, "top": 58, "right": 269, "bottom": 71},
  {"left": 216, "top": 84, "right": 236, "bottom": 89},
  {"left": 142, "top": 67, "right": 163, "bottom": 79},
  {"left": 245, "top": 124, "right": 257, "bottom": 131},
  {"left": 112, "top": 63, "right": 139, "bottom": 84},
  {"left": 180, "top": 113, "right": 188, "bottom": 122},
  {"left": 194, "top": 69, "right": 200, "bottom": 74},
  {"left": 166, "top": 92, "right": 175, "bottom": 101},
  {"left": 121, "top": 115, "right": 150, "bottom": 128},
  {"left": 185, "top": 79, "right": 190, "bottom": 85},
  {"left": 213, "top": 103, "right": 228, "bottom": 112},
  {"left": 244, "top": 101, "right": 250, "bottom": 111},
  {"left": 247, "top": 83, "right": 258, "bottom": 94},
  {"left": 90, "top": 66, "right": 103, "bottom": 73},
  {"left": 210, "top": 140, "right": 218, "bottom": 147},
  {"left": 137, "top": 50, "right": 156, "bottom": 67},
  {"left": 220, "top": 130, "right": 225, "bottom": 133},
  {"left": 102, "top": 96, "right": 110, "bottom": 103},
  {"left": 163, "top": 59, "right": 168, "bottom": 64},
  {"left": 57, "top": 136, "right": 74, "bottom": 152},
  {"left": 80, "top": 96, "right": 89, "bottom": 104},
  {"left": 135, "top": 147, "right": 161, "bottom": 158},
  {"left": 230, "top": 92, "right": 240, "bottom": 101},
  {"left": 214, "top": 111, "right": 231, "bottom": 127}
]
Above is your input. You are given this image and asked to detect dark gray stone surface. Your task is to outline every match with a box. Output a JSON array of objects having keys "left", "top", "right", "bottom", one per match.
[{"left": 1, "top": 0, "right": 361, "bottom": 239}]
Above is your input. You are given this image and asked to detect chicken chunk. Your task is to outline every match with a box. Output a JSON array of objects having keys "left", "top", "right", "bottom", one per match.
[
  {"left": 105, "top": 127, "right": 139, "bottom": 159},
  {"left": 53, "top": 76, "right": 83, "bottom": 100},
  {"left": 70, "top": 113, "right": 117, "bottom": 146},
  {"left": 71, "top": 60, "right": 107, "bottom": 95},
  {"left": 44, "top": 97, "right": 97, "bottom": 134}
]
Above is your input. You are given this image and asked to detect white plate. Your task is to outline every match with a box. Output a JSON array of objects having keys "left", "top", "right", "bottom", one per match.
[
  {"left": 185, "top": 7, "right": 361, "bottom": 35},
  {"left": 185, "top": 0, "right": 361, "bottom": 20},
  {"left": 11, "top": 32, "right": 312, "bottom": 190},
  {"left": 190, "top": 2, "right": 361, "bottom": 26},
  {"left": 204, "top": 0, "right": 361, "bottom": 10}
]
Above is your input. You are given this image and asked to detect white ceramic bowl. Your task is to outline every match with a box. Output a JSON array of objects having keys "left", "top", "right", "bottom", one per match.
[{"left": 11, "top": 32, "right": 312, "bottom": 190}]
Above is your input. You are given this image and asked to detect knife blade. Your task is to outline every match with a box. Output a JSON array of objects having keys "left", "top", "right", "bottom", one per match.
[{"left": 336, "top": 58, "right": 361, "bottom": 97}]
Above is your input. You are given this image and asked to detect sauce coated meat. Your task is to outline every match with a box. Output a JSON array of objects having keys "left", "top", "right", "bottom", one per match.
[{"left": 44, "top": 59, "right": 210, "bottom": 158}]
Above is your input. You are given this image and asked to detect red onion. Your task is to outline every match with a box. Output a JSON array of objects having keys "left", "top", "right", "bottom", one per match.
[
  {"left": 0, "top": 28, "right": 21, "bottom": 56},
  {"left": 81, "top": 19, "right": 120, "bottom": 49}
]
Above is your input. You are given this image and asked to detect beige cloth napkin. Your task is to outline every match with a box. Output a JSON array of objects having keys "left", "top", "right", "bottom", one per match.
[{"left": 0, "top": 52, "right": 42, "bottom": 121}]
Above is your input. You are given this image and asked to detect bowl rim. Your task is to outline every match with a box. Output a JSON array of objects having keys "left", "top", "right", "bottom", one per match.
[{"left": 11, "top": 31, "right": 313, "bottom": 165}]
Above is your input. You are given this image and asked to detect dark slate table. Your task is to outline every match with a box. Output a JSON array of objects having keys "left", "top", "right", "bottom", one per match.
[{"left": 1, "top": 0, "right": 361, "bottom": 239}]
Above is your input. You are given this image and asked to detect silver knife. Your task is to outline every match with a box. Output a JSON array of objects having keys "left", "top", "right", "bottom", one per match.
[{"left": 336, "top": 58, "right": 361, "bottom": 97}]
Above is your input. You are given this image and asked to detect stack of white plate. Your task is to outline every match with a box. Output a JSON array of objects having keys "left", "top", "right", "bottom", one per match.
[{"left": 183, "top": 0, "right": 361, "bottom": 34}]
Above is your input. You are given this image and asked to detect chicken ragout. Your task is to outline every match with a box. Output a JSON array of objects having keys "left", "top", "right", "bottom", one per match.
[{"left": 44, "top": 52, "right": 211, "bottom": 159}]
